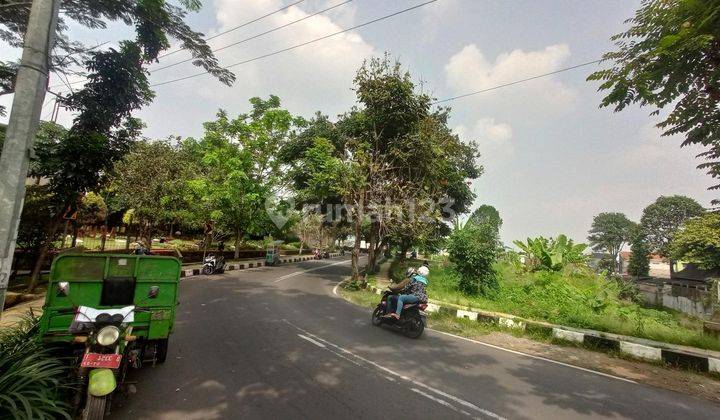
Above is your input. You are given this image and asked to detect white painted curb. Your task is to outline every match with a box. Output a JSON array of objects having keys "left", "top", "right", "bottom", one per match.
[
  {"left": 552, "top": 328, "right": 584, "bottom": 343},
  {"left": 619, "top": 341, "right": 662, "bottom": 361}
]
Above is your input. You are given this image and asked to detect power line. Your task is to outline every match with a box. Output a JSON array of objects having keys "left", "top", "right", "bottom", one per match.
[
  {"left": 432, "top": 59, "right": 602, "bottom": 104},
  {"left": 152, "top": 0, "right": 354, "bottom": 73},
  {"left": 50, "top": 1, "right": 309, "bottom": 90},
  {"left": 158, "top": 0, "right": 306, "bottom": 59},
  {"left": 152, "top": 0, "right": 439, "bottom": 87}
]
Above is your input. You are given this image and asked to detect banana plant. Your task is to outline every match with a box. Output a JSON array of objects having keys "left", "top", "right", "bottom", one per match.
[{"left": 513, "top": 234, "right": 587, "bottom": 271}]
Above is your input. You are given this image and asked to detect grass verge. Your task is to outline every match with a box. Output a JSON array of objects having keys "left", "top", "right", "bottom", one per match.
[{"left": 388, "top": 259, "right": 720, "bottom": 351}]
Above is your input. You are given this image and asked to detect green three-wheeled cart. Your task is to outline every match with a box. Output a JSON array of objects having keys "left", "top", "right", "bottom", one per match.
[{"left": 38, "top": 253, "right": 181, "bottom": 419}]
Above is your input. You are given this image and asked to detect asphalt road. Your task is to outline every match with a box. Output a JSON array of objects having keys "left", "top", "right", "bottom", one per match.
[{"left": 111, "top": 256, "right": 719, "bottom": 419}]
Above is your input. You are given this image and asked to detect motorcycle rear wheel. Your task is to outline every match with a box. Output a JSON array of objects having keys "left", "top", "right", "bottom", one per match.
[
  {"left": 83, "top": 395, "right": 107, "bottom": 420},
  {"left": 202, "top": 265, "right": 214, "bottom": 275},
  {"left": 371, "top": 306, "right": 383, "bottom": 326},
  {"left": 403, "top": 316, "right": 425, "bottom": 338}
]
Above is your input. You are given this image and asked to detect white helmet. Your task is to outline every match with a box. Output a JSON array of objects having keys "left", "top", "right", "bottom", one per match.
[
  {"left": 417, "top": 266, "right": 430, "bottom": 277},
  {"left": 405, "top": 267, "right": 417, "bottom": 277}
]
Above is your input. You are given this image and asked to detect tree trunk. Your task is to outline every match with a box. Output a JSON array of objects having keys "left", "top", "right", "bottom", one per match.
[
  {"left": 367, "top": 224, "right": 376, "bottom": 274},
  {"left": 298, "top": 240, "right": 304, "bottom": 255},
  {"left": 71, "top": 221, "right": 78, "bottom": 247},
  {"left": 669, "top": 258, "right": 675, "bottom": 278},
  {"left": 234, "top": 228, "right": 241, "bottom": 259},
  {"left": 27, "top": 214, "right": 63, "bottom": 293},
  {"left": 124, "top": 226, "right": 131, "bottom": 250},
  {"left": 351, "top": 216, "right": 362, "bottom": 283},
  {"left": 99, "top": 224, "right": 107, "bottom": 251}
]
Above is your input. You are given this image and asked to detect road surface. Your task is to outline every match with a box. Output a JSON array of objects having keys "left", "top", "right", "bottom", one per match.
[{"left": 111, "top": 256, "right": 719, "bottom": 419}]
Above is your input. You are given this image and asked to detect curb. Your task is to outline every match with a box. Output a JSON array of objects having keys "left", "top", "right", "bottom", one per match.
[
  {"left": 368, "top": 285, "right": 720, "bottom": 375},
  {"left": 179, "top": 253, "right": 341, "bottom": 278}
]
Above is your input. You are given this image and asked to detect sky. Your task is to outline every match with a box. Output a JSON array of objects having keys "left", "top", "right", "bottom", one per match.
[{"left": 1, "top": 0, "right": 716, "bottom": 245}]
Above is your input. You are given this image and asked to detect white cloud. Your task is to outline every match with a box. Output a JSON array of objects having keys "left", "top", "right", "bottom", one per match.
[
  {"left": 444, "top": 43, "right": 576, "bottom": 112},
  {"left": 136, "top": 0, "right": 375, "bottom": 138},
  {"left": 455, "top": 117, "right": 514, "bottom": 160}
]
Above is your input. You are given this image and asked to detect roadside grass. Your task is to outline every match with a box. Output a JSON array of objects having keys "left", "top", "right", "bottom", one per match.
[
  {"left": 339, "top": 286, "right": 681, "bottom": 370},
  {"left": 0, "top": 315, "right": 74, "bottom": 419},
  {"left": 389, "top": 259, "right": 720, "bottom": 351}
]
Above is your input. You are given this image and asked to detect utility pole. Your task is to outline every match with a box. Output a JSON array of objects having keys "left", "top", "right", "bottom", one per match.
[{"left": 0, "top": 0, "right": 60, "bottom": 319}]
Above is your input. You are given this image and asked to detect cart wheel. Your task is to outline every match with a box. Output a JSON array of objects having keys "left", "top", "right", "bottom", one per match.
[
  {"left": 83, "top": 395, "right": 107, "bottom": 420},
  {"left": 156, "top": 338, "right": 169, "bottom": 364}
]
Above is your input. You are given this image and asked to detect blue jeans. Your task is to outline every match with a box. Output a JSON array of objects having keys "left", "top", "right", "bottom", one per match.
[
  {"left": 395, "top": 294, "right": 419, "bottom": 315},
  {"left": 385, "top": 295, "right": 398, "bottom": 314}
]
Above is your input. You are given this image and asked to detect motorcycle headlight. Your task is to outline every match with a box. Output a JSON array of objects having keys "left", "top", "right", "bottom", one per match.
[{"left": 96, "top": 326, "right": 120, "bottom": 346}]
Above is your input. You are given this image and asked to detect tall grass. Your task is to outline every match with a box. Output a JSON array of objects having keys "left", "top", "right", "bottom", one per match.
[
  {"left": 391, "top": 259, "right": 720, "bottom": 351},
  {"left": 0, "top": 316, "right": 73, "bottom": 419}
]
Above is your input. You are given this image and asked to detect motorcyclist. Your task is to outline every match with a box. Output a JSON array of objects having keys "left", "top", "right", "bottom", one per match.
[{"left": 384, "top": 266, "right": 429, "bottom": 320}]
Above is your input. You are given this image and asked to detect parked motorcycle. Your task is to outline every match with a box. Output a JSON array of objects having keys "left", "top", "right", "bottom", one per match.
[
  {"left": 66, "top": 305, "right": 167, "bottom": 419},
  {"left": 202, "top": 253, "right": 225, "bottom": 275},
  {"left": 371, "top": 289, "right": 427, "bottom": 338}
]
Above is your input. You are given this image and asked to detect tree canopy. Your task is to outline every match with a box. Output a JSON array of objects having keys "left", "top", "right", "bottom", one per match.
[
  {"left": 640, "top": 195, "right": 704, "bottom": 259},
  {"left": 587, "top": 212, "right": 636, "bottom": 271},
  {"left": 669, "top": 212, "right": 720, "bottom": 270},
  {"left": 589, "top": 0, "right": 720, "bottom": 201}
]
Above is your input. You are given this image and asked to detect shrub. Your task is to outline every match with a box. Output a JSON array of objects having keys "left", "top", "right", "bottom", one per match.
[
  {"left": 0, "top": 316, "right": 73, "bottom": 419},
  {"left": 513, "top": 235, "right": 587, "bottom": 271},
  {"left": 627, "top": 231, "right": 650, "bottom": 277},
  {"left": 446, "top": 220, "right": 499, "bottom": 295}
]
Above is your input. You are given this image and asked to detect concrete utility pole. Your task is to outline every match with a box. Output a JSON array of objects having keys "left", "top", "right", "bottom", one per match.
[{"left": 0, "top": 0, "right": 60, "bottom": 319}]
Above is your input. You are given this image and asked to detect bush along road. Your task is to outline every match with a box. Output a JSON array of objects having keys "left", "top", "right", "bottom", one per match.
[{"left": 106, "top": 255, "right": 719, "bottom": 419}]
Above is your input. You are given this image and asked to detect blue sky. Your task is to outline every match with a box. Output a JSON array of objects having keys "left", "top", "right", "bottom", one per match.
[{"left": 1, "top": 0, "right": 715, "bottom": 244}]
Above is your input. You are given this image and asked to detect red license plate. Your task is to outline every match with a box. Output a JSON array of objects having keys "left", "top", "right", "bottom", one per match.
[{"left": 81, "top": 353, "right": 122, "bottom": 369}]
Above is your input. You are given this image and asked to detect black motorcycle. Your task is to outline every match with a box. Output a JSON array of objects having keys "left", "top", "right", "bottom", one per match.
[
  {"left": 202, "top": 253, "right": 225, "bottom": 275},
  {"left": 371, "top": 289, "right": 426, "bottom": 338}
]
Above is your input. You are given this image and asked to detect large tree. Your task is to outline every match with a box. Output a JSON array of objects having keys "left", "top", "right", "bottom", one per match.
[
  {"left": 589, "top": 0, "right": 720, "bottom": 202},
  {"left": 640, "top": 195, "right": 704, "bottom": 274},
  {"left": 669, "top": 212, "right": 720, "bottom": 270},
  {"left": 185, "top": 97, "right": 302, "bottom": 258},
  {"left": 469, "top": 205, "right": 502, "bottom": 232},
  {"left": 587, "top": 212, "right": 636, "bottom": 272},
  {"left": 112, "top": 139, "right": 197, "bottom": 245}
]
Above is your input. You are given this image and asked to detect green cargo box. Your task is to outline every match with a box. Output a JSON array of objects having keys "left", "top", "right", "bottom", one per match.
[{"left": 39, "top": 254, "right": 181, "bottom": 342}]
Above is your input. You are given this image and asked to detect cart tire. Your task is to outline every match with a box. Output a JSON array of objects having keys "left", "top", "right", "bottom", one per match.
[
  {"left": 156, "top": 338, "right": 169, "bottom": 364},
  {"left": 84, "top": 395, "right": 107, "bottom": 420},
  {"left": 202, "top": 265, "right": 213, "bottom": 275}
]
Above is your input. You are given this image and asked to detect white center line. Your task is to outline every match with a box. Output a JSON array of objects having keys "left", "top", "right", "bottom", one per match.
[
  {"left": 273, "top": 260, "right": 350, "bottom": 283},
  {"left": 282, "top": 319, "right": 505, "bottom": 420},
  {"left": 297, "top": 334, "right": 326, "bottom": 348}
]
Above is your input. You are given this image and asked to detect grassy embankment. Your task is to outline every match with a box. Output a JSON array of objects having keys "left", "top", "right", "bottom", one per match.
[{"left": 351, "top": 258, "right": 720, "bottom": 351}]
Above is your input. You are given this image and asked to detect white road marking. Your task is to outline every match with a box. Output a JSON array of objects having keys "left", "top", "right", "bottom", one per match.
[
  {"left": 273, "top": 260, "right": 350, "bottom": 283},
  {"left": 427, "top": 328, "right": 637, "bottom": 384},
  {"left": 410, "top": 388, "right": 474, "bottom": 418},
  {"left": 332, "top": 282, "right": 341, "bottom": 296},
  {"left": 297, "top": 334, "right": 326, "bottom": 348},
  {"left": 282, "top": 320, "right": 505, "bottom": 420}
]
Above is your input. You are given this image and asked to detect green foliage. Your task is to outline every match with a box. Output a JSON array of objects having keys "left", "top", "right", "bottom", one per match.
[
  {"left": 112, "top": 140, "right": 196, "bottom": 234},
  {"left": 628, "top": 228, "right": 651, "bottom": 277},
  {"left": 589, "top": 0, "right": 720, "bottom": 200},
  {"left": 446, "top": 220, "right": 499, "bottom": 295},
  {"left": 393, "top": 259, "right": 720, "bottom": 350},
  {"left": 640, "top": 195, "right": 704, "bottom": 257},
  {"left": 587, "top": 212, "right": 636, "bottom": 270},
  {"left": 78, "top": 192, "right": 107, "bottom": 226},
  {"left": 669, "top": 212, "right": 720, "bottom": 269},
  {"left": 468, "top": 205, "right": 502, "bottom": 233},
  {"left": 0, "top": 317, "right": 73, "bottom": 419},
  {"left": 513, "top": 235, "right": 587, "bottom": 272}
]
